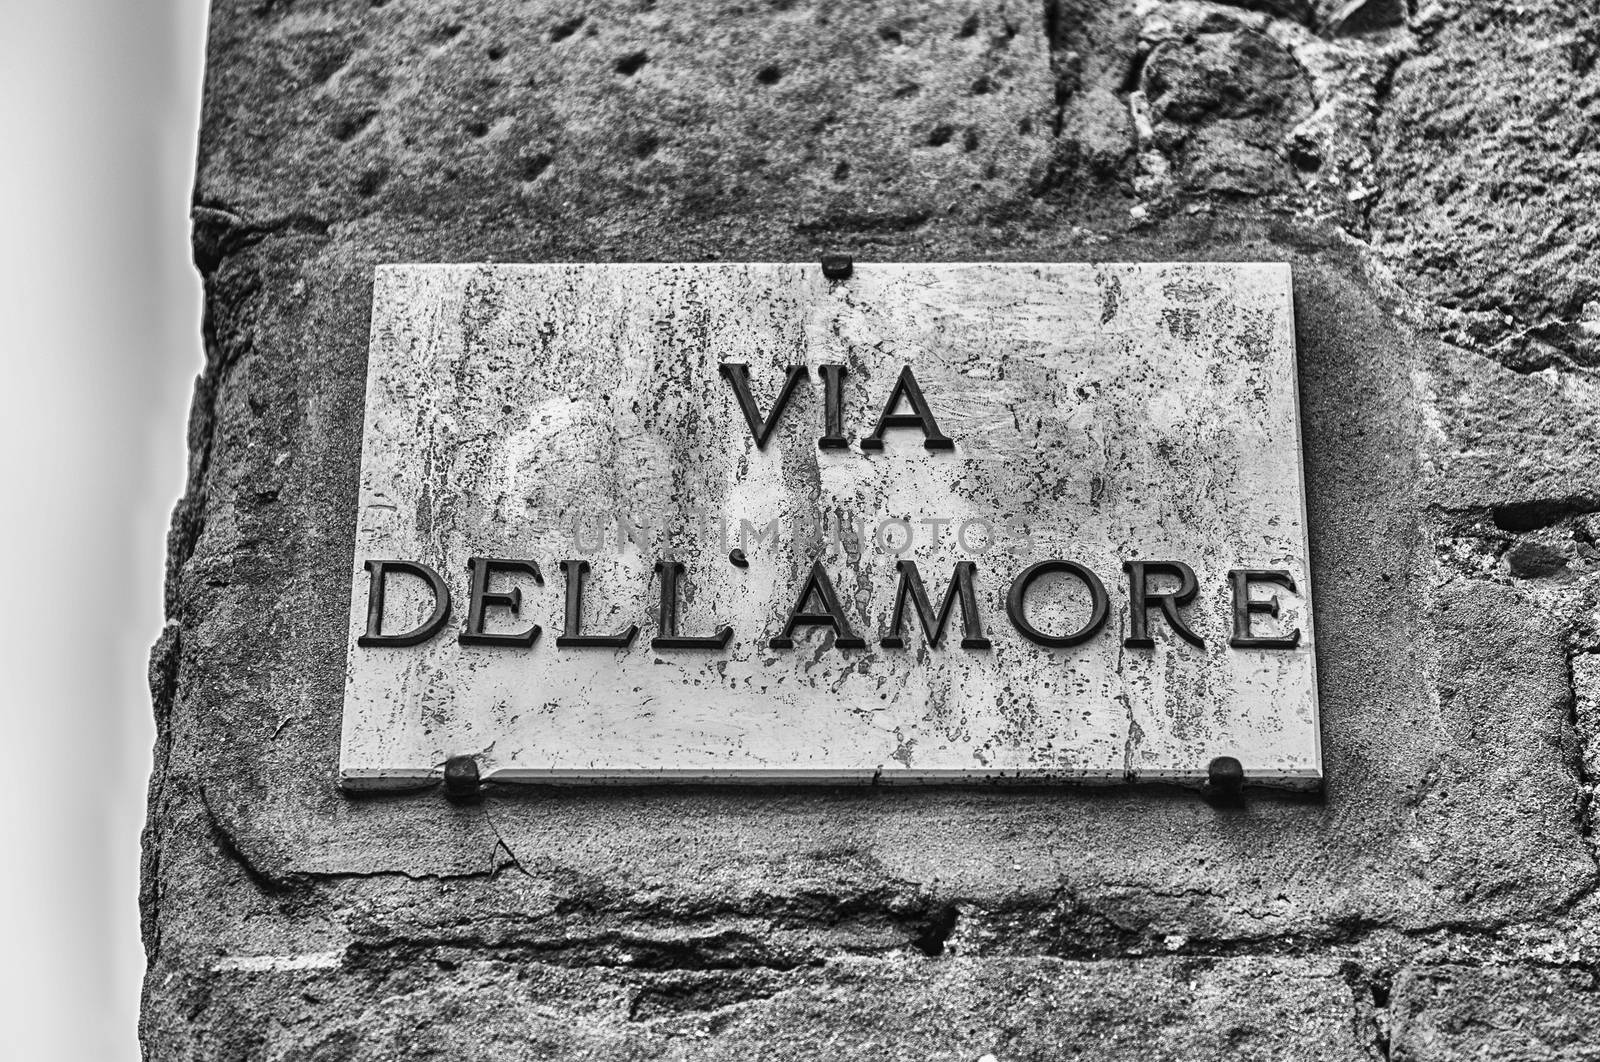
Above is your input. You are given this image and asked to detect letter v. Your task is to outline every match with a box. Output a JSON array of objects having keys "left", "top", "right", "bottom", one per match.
[{"left": 719, "top": 363, "right": 809, "bottom": 449}]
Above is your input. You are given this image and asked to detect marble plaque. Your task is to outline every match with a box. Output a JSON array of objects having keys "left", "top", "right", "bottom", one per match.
[{"left": 341, "top": 263, "right": 1320, "bottom": 789}]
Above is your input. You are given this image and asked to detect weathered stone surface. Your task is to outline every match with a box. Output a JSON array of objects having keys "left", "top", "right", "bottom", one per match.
[
  {"left": 1422, "top": 341, "right": 1600, "bottom": 517},
  {"left": 1371, "top": 2, "right": 1600, "bottom": 372},
  {"left": 1391, "top": 964, "right": 1600, "bottom": 1061},
  {"left": 150, "top": 0, "right": 1600, "bottom": 1055},
  {"left": 147, "top": 954, "right": 1368, "bottom": 1061},
  {"left": 196, "top": 0, "right": 1061, "bottom": 248},
  {"left": 1137, "top": 25, "right": 1312, "bottom": 197}
]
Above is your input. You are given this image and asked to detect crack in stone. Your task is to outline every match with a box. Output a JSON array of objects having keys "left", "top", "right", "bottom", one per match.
[
  {"left": 190, "top": 204, "right": 331, "bottom": 276},
  {"left": 1041, "top": 0, "right": 1072, "bottom": 137},
  {"left": 199, "top": 784, "right": 508, "bottom": 894},
  {"left": 482, "top": 805, "right": 533, "bottom": 879},
  {"left": 1338, "top": 960, "right": 1395, "bottom": 1061},
  {"left": 343, "top": 928, "right": 819, "bottom": 974}
]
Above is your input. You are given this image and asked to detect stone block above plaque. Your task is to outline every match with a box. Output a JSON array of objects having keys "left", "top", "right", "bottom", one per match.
[{"left": 340, "top": 262, "right": 1320, "bottom": 790}]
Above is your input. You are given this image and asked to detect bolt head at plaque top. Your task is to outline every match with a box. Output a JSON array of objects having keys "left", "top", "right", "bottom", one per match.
[{"left": 340, "top": 262, "right": 1318, "bottom": 791}]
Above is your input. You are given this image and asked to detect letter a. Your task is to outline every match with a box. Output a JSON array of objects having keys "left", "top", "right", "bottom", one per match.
[
  {"left": 770, "top": 560, "right": 866, "bottom": 649},
  {"left": 860, "top": 365, "right": 954, "bottom": 451}
]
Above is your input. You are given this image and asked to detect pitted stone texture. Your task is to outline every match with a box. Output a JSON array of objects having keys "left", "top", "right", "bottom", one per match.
[
  {"left": 1033, "top": 1, "right": 1143, "bottom": 198},
  {"left": 1371, "top": 2, "right": 1600, "bottom": 371},
  {"left": 190, "top": 0, "right": 1429, "bottom": 251},
  {"left": 146, "top": 954, "right": 1367, "bottom": 1061},
  {"left": 197, "top": 0, "right": 1060, "bottom": 246},
  {"left": 1391, "top": 964, "right": 1600, "bottom": 1062}
]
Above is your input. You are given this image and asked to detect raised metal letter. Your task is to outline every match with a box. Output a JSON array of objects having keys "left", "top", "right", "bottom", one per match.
[
  {"left": 555, "top": 559, "right": 640, "bottom": 649},
  {"left": 1123, "top": 560, "right": 1204, "bottom": 648},
  {"left": 770, "top": 560, "right": 866, "bottom": 649},
  {"left": 1227, "top": 568, "right": 1301, "bottom": 649},
  {"left": 358, "top": 559, "right": 451, "bottom": 648},
  {"left": 720, "top": 362, "right": 809, "bottom": 449},
  {"left": 652, "top": 560, "right": 733, "bottom": 650},
  {"left": 1005, "top": 560, "right": 1108, "bottom": 648},
  {"left": 859, "top": 365, "right": 955, "bottom": 452},
  {"left": 882, "top": 560, "right": 990, "bottom": 649},
  {"left": 458, "top": 557, "right": 542, "bottom": 648},
  {"left": 818, "top": 363, "right": 850, "bottom": 449}
]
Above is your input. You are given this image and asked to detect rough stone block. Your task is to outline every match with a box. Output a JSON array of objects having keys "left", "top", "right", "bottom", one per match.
[
  {"left": 1391, "top": 964, "right": 1600, "bottom": 1062},
  {"left": 1372, "top": 5, "right": 1600, "bottom": 371},
  {"left": 149, "top": 954, "right": 1368, "bottom": 1061},
  {"left": 1136, "top": 24, "right": 1312, "bottom": 197},
  {"left": 197, "top": 0, "right": 1058, "bottom": 249}
]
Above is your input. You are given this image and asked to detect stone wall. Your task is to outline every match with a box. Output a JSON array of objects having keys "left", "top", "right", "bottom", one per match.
[{"left": 145, "top": 0, "right": 1600, "bottom": 1057}]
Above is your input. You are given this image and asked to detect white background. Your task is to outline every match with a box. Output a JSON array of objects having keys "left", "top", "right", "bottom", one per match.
[{"left": 0, "top": 0, "right": 206, "bottom": 1057}]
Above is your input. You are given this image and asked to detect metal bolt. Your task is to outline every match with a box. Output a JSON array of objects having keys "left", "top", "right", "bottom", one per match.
[
  {"left": 820, "top": 254, "right": 853, "bottom": 281},
  {"left": 1205, "top": 756, "right": 1245, "bottom": 799},
  {"left": 443, "top": 754, "right": 481, "bottom": 801}
]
